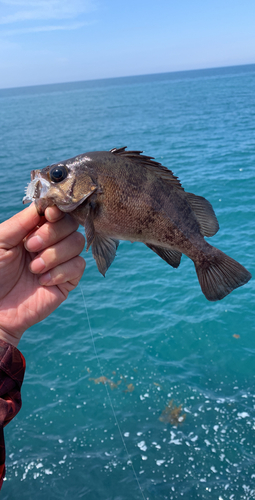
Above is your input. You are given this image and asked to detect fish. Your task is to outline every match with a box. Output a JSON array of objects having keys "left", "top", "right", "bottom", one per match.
[{"left": 23, "top": 147, "right": 252, "bottom": 301}]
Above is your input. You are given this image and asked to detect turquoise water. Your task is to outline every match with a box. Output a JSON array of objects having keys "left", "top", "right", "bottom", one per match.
[{"left": 0, "top": 65, "right": 255, "bottom": 499}]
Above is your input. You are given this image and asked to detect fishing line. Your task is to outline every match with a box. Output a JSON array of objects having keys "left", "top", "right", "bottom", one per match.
[{"left": 79, "top": 283, "right": 148, "bottom": 500}]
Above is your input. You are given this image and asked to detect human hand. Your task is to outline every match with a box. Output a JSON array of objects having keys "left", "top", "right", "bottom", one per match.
[{"left": 0, "top": 204, "right": 85, "bottom": 347}]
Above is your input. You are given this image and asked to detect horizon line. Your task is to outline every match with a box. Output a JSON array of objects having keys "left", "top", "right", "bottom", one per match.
[{"left": 1, "top": 62, "right": 255, "bottom": 92}]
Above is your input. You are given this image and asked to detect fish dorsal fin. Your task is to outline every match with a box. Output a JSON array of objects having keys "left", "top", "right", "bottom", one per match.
[
  {"left": 110, "top": 147, "right": 184, "bottom": 191},
  {"left": 186, "top": 192, "right": 219, "bottom": 237}
]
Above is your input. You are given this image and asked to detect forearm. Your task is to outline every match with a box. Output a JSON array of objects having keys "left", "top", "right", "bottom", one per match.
[{"left": 0, "top": 339, "right": 26, "bottom": 489}]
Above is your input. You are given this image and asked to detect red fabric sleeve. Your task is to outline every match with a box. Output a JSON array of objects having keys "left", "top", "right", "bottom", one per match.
[{"left": 0, "top": 339, "right": 26, "bottom": 490}]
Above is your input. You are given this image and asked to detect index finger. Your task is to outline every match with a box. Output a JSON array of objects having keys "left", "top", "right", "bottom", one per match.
[{"left": 0, "top": 203, "right": 41, "bottom": 249}]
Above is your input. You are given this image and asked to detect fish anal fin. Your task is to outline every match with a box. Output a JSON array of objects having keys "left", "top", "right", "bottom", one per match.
[
  {"left": 195, "top": 249, "right": 252, "bottom": 301},
  {"left": 92, "top": 234, "right": 119, "bottom": 276},
  {"left": 146, "top": 244, "right": 182, "bottom": 268},
  {"left": 186, "top": 192, "right": 219, "bottom": 237}
]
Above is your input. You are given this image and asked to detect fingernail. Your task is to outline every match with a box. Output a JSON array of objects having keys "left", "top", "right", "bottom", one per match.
[
  {"left": 45, "top": 208, "right": 53, "bottom": 221},
  {"left": 30, "top": 257, "right": 46, "bottom": 273},
  {"left": 39, "top": 271, "right": 51, "bottom": 285},
  {"left": 25, "top": 235, "right": 44, "bottom": 252},
  {"left": 45, "top": 206, "right": 60, "bottom": 222}
]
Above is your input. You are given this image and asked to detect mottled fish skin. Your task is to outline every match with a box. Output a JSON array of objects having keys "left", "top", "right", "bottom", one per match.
[{"left": 23, "top": 147, "right": 252, "bottom": 301}]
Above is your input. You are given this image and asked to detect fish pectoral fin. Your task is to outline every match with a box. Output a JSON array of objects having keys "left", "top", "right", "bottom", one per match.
[
  {"left": 186, "top": 192, "right": 219, "bottom": 237},
  {"left": 146, "top": 244, "right": 182, "bottom": 269},
  {"left": 92, "top": 234, "right": 119, "bottom": 276},
  {"left": 84, "top": 213, "right": 95, "bottom": 251}
]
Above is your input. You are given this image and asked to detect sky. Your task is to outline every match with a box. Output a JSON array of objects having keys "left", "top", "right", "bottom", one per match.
[{"left": 0, "top": 0, "right": 255, "bottom": 89}]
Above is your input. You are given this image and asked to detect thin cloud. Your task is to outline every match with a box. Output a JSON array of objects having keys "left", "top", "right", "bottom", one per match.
[
  {"left": 0, "top": 0, "right": 96, "bottom": 24},
  {"left": 1, "top": 21, "right": 90, "bottom": 36}
]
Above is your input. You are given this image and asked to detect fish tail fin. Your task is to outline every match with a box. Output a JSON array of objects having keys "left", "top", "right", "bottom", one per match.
[{"left": 194, "top": 249, "right": 251, "bottom": 301}]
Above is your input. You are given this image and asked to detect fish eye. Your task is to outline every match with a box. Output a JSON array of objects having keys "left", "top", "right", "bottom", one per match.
[{"left": 49, "top": 165, "right": 68, "bottom": 183}]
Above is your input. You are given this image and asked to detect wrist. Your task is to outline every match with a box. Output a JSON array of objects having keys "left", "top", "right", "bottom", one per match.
[{"left": 0, "top": 328, "right": 21, "bottom": 348}]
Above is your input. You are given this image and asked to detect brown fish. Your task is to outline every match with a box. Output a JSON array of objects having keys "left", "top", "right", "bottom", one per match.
[{"left": 23, "top": 147, "right": 251, "bottom": 301}]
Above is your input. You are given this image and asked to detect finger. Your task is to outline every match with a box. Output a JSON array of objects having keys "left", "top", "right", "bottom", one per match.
[
  {"left": 57, "top": 279, "right": 83, "bottom": 297},
  {"left": 25, "top": 214, "right": 80, "bottom": 253},
  {"left": 39, "top": 256, "right": 86, "bottom": 287},
  {"left": 29, "top": 231, "right": 85, "bottom": 274},
  {"left": 0, "top": 203, "right": 41, "bottom": 249},
  {"left": 45, "top": 206, "right": 65, "bottom": 223}
]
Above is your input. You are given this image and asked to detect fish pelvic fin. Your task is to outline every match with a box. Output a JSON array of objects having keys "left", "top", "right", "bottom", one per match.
[
  {"left": 195, "top": 249, "right": 252, "bottom": 301},
  {"left": 146, "top": 244, "right": 182, "bottom": 268},
  {"left": 92, "top": 234, "right": 119, "bottom": 276},
  {"left": 186, "top": 192, "right": 219, "bottom": 237}
]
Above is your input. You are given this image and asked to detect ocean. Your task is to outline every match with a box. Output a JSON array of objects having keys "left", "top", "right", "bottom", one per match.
[{"left": 0, "top": 64, "right": 254, "bottom": 500}]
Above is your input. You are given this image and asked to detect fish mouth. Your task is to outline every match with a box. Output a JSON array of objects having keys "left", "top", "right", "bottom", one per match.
[
  {"left": 23, "top": 171, "right": 51, "bottom": 205},
  {"left": 23, "top": 171, "right": 53, "bottom": 215}
]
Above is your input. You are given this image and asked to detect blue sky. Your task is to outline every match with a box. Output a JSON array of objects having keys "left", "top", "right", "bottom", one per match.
[{"left": 0, "top": 0, "right": 255, "bottom": 89}]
